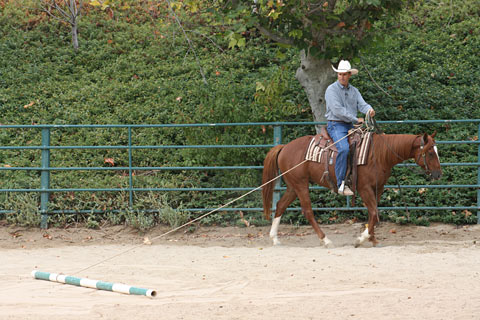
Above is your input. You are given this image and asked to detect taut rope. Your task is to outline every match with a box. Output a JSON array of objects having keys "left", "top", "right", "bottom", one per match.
[{"left": 73, "top": 126, "right": 362, "bottom": 275}]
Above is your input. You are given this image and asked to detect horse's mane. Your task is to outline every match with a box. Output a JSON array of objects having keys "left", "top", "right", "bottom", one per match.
[{"left": 372, "top": 134, "right": 418, "bottom": 167}]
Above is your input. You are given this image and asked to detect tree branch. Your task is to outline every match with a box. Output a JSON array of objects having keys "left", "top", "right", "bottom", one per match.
[
  {"left": 40, "top": 0, "right": 81, "bottom": 50},
  {"left": 187, "top": 30, "right": 226, "bottom": 54},
  {"left": 321, "top": 27, "right": 364, "bottom": 37},
  {"left": 40, "top": 1, "right": 67, "bottom": 24},
  {"left": 63, "top": 0, "right": 72, "bottom": 16},
  {"left": 256, "top": 24, "right": 294, "bottom": 45},
  {"left": 53, "top": 2, "right": 71, "bottom": 21},
  {"left": 41, "top": 0, "right": 81, "bottom": 24},
  {"left": 306, "top": 3, "right": 324, "bottom": 16},
  {"left": 163, "top": 0, "right": 208, "bottom": 85}
]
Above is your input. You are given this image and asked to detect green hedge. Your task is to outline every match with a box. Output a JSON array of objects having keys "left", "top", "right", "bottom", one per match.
[{"left": 0, "top": 0, "right": 479, "bottom": 227}]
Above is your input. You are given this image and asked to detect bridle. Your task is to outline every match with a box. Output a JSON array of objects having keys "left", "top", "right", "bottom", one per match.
[
  {"left": 380, "top": 132, "right": 436, "bottom": 178},
  {"left": 364, "top": 115, "right": 438, "bottom": 178},
  {"left": 417, "top": 138, "right": 431, "bottom": 176},
  {"left": 415, "top": 136, "right": 440, "bottom": 178}
]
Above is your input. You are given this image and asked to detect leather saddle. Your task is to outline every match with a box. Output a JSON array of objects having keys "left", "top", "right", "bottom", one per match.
[{"left": 305, "top": 126, "right": 367, "bottom": 202}]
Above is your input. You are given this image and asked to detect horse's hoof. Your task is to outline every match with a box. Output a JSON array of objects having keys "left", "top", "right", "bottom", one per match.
[
  {"left": 323, "top": 237, "right": 334, "bottom": 248},
  {"left": 371, "top": 240, "right": 381, "bottom": 247},
  {"left": 354, "top": 238, "right": 362, "bottom": 248},
  {"left": 272, "top": 239, "right": 281, "bottom": 246}
]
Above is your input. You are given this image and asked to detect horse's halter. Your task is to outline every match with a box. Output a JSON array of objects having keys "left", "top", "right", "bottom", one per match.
[{"left": 415, "top": 136, "right": 438, "bottom": 178}]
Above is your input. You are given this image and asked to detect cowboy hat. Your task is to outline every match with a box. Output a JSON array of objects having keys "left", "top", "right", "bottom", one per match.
[{"left": 332, "top": 60, "right": 358, "bottom": 75}]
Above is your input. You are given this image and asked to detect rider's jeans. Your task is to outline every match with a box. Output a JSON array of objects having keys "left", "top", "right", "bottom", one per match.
[{"left": 327, "top": 121, "right": 353, "bottom": 188}]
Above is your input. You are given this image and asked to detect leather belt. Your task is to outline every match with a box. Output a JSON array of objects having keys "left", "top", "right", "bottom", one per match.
[{"left": 328, "top": 120, "right": 352, "bottom": 124}]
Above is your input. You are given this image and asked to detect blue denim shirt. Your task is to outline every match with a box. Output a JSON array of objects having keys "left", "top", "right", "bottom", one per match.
[{"left": 325, "top": 81, "right": 372, "bottom": 124}]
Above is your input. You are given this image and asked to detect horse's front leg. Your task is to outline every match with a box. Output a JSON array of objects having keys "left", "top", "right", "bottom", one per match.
[
  {"left": 296, "top": 187, "right": 333, "bottom": 248},
  {"left": 355, "top": 189, "right": 379, "bottom": 247}
]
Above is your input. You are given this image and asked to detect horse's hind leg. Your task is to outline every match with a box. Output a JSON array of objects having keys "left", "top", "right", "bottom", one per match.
[
  {"left": 296, "top": 187, "right": 333, "bottom": 247},
  {"left": 269, "top": 187, "right": 297, "bottom": 246}
]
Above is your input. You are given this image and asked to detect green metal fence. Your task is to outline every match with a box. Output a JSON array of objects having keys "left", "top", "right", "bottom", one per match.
[{"left": 1, "top": 120, "right": 479, "bottom": 228}]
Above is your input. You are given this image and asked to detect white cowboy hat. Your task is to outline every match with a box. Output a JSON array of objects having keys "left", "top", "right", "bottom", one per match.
[{"left": 332, "top": 60, "right": 358, "bottom": 75}]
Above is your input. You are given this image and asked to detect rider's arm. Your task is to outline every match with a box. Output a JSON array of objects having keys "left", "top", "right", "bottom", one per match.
[{"left": 355, "top": 89, "right": 374, "bottom": 117}]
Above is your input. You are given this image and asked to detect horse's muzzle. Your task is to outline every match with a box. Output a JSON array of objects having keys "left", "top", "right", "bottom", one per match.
[{"left": 430, "top": 170, "right": 442, "bottom": 180}]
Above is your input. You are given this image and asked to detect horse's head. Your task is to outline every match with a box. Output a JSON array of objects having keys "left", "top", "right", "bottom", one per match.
[{"left": 413, "top": 132, "right": 442, "bottom": 180}]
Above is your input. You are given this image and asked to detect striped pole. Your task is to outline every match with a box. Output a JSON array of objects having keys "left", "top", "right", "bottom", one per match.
[{"left": 31, "top": 270, "right": 156, "bottom": 297}]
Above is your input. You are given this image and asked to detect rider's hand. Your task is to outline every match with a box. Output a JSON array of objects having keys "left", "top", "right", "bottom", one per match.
[
  {"left": 357, "top": 117, "right": 364, "bottom": 124},
  {"left": 369, "top": 109, "right": 375, "bottom": 117}
]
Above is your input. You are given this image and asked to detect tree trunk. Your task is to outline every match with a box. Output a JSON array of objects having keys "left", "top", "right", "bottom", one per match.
[
  {"left": 71, "top": 23, "right": 79, "bottom": 51},
  {"left": 70, "top": 0, "right": 79, "bottom": 51},
  {"left": 295, "top": 50, "right": 336, "bottom": 133}
]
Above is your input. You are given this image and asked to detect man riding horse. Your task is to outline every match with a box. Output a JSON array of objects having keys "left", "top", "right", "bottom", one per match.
[{"left": 326, "top": 60, "right": 376, "bottom": 196}]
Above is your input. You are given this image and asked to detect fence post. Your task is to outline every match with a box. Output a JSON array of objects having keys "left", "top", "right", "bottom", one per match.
[
  {"left": 272, "top": 125, "right": 282, "bottom": 218},
  {"left": 40, "top": 128, "right": 50, "bottom": 229},
  {"left": 477, "top": 123, "right": 480, "bottom": 224},
  {"left": 128, "top": 126, "right": 133, "bottom": 209}
]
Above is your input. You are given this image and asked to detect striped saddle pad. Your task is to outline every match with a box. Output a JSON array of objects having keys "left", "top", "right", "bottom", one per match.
[{"left": 305, "top": 130, "right": 373, "bottom": 166}]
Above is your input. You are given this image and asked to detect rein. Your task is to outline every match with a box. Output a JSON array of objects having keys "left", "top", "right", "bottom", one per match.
[
  {"left": 367, "top": 114, "right": 432, "bottom": 176},
  {"left": 365, "top": 112, "right": 383, "bottom": 134}
]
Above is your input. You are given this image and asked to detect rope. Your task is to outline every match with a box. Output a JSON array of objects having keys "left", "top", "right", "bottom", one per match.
[
  {"left": 365, "top": 112, "right": 382, "bottom": 134},
  {"left": 73, "top": 127, "right": 362, "bottom": 275}
]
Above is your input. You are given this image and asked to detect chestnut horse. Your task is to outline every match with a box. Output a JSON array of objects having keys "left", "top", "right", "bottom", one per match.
[{"left": 262, "top": 130, "right": 442, "bottom": 247}]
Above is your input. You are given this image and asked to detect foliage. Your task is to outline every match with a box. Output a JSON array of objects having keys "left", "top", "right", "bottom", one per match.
[
  {"left": 222, "top": 0, "right": 409, "bottom": 59},
  {"left": 128, "top": 192, "right": 190, "bottom": 230},
  {"left": 5, "top": 193, "right": 41, "bottom": 227},
  {"left": 46, "top": 191, "right": 190, "bottom": 231},
  {"left": 349, "top": 0, "right": 480, "bottom": 225},
  {"left": 0, "top": 0, "right": 479, "bottom": 228}
]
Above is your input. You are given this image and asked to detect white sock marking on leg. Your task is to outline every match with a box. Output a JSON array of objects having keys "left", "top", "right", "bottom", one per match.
[
  {"left": 270, "top": 217, "right": 281, "bottom": 245},
  {"left": 357, "top": 228, "right": 369, "bottom": 245},
  {"left": 323, "top": 236, "right": 332, "bottom": 247}
]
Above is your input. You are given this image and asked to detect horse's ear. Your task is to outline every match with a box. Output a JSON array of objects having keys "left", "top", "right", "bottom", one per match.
[
  {"left": 431, "top": 130, "right": 437, "bottom": 139},
  {"left": 423, "top": 133, "right": 428, "bottom": 144}
]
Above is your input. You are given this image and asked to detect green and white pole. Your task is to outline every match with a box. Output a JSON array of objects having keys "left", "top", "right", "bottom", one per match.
[{"left": 32, "top": 270, "right": 156, "bottom": 297}]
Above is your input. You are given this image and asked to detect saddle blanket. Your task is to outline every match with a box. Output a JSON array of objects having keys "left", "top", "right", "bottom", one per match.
[
  {"left": 305, "top": 131, "right": 373, "bottom": 165},
  {"left": 357, "top": 131, "right": 372, "bottom": 165}
]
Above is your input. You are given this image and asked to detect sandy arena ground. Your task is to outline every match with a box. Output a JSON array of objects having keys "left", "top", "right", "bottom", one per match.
[{"left": 1, "top": 221, "right": 480, "bottom": 320}]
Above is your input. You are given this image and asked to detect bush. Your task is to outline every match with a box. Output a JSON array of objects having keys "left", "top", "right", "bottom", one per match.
[{"left": 0, "top": 0, "right": 479, "bottom": 227}]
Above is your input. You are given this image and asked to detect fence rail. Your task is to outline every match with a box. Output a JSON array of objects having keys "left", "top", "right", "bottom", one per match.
[{"left": 1, "top": 120, "right": 479, "bottom": 228}]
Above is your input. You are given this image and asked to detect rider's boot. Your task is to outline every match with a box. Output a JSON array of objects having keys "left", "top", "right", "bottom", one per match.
[{"left": 338, "top": 180, "right": 354, "bottom": 196}]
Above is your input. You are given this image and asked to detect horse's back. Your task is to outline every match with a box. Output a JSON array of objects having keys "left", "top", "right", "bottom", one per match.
[
  {"left": 276, "top": 135, "right": 331, "bottom": 187},
  {"left": 278, "top": 135, "right": 313, "bottom": 164}
]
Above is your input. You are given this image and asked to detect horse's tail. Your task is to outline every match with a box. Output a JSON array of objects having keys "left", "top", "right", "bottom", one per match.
[{"left": 262, "top": 144, "right": 284, "bottom": 221}]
